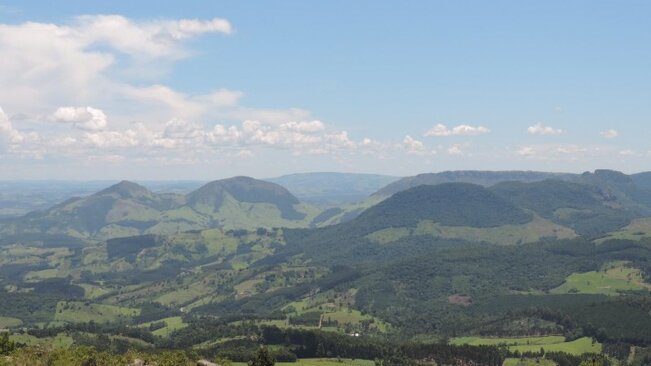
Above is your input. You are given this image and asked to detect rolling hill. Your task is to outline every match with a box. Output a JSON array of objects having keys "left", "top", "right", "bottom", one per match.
[
  {"left": 1, "top": 173, "right": 651, "bottom": 363},
  {"left": 0, "top": 177, "right": 321, "bottom": 241},
  {"left": 491, "top": 179, "right": 638, "bottom": 236},
  {"left": 373, "top": 170, "right": 573, "bottom": 197}
]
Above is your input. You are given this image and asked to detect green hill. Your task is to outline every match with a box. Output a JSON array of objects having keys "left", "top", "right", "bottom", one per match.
[
  {"left": 187, "top": 176, "right": 306, "bottom": 220},
  {"left": 357, "top": 183, "right": 532, "bottom": 229},
  {"left": 491, "top": 179, "right": 637, "bottom": 236},
  {"left": 1, "top": 176, "right": 651, "bottom": 360},
  {"left": 373, "top": 170, "right": 571, "bottom": 197},
  {"left": 0, "top": 177, "right": 320, "bottom": 241}
]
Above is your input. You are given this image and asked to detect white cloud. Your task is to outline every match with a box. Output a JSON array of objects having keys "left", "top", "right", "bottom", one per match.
[
  {"left": 0, "top": 106, "right": 30, "bottom": 144},
  {"left": 403, "top": 135, "right": 431, "bottom": 155},
  {"left": 424, "top": 123, "right": 490, "bottom": 137},
  {"left": 601, "top": 129, "right": 618, "bottom": 139},
  {"left": 83, "top": 130, "right": 140, "bottom": 148},
  {"left": 527, "top": 123, "right": 563, "bottom": 135},
  {"left": 53, "top": 106, "right": 108, "bottom": 131},
  {"left": 513, "top": 144, "right": 599, "bottom": 161},
  {"left": 73, "top": 15, "right": 232, "bottom": 59},
  {"left": 619, "top": 149, "right": 635, "bottom": 156},
  {"left": 279, "top": 121, "right": 325, "bottom": 133},
  {"left": 515, "top": 146, "right": 535, "bottom": 157},
  {"left": 0, "top": 15, "right": 236, "bottom": 120},
  {"left": 446, "top": 145, "right": 464, "bottom": 156}
]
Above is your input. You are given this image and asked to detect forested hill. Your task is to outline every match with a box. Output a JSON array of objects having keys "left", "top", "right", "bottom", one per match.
[
  {"left": 0, "top": 177, "right": 321, "bottom": 240},
  {"left": 373, "top": 170, "right": 573, "bottom": 197},
  {"left": 186, "top": 176, "right": 306, "bottom": 220},
  {"left": 357, "top": 183, "right": 532, "bottom": 229}
]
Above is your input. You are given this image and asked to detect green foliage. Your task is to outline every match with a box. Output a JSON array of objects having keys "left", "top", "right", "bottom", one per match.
[
  {"left": 358, "top": 183, "right": 532, "bottom": 230},
  {"left": 249, "top": 346, "right": 275, "bottom": 366},
  {"left": 0, "top": 332, "right": 16, "bottom": 356},
  {"left": 491, "top": 180, "right": 637, "bottom": 236}
]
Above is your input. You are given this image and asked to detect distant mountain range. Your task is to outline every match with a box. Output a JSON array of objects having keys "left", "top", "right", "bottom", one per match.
[
  {"left": 1, "top": 169, "right": 651, "bottom": 356},
  {"left": 265, "top": 172, "right": 400, "bottom": 204},
  {"left": 0, "top": 177, "right": 320, "bottom": 241},
  {"left": 2, "top": 169, "right": 651, "bottom": 244}
]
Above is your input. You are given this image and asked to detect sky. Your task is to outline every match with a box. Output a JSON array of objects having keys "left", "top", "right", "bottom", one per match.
[{"left": 0, "top": 1, "right": 650, "bottom": 179}]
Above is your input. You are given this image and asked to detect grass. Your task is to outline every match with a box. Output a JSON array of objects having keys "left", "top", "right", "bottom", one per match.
[
  {"left": 23, "top": 268, "right": 64, "bottom": 281},
  {"left": 9, "top": 333, "right": 73, "bottom": 349},
  {"left": 510, "top": 337, "right": 601, "bottom": 355},
  {"left": 551, "top": 261, "right": 651, "bottom": 295},
  {"left": 321, "top": 309, "right": 389, "bottom": 332},
  {"left": 596, "top": 217, "right": 651, "bottom": 243},
  {"left": 54, "top": 301, "right": 140, "bottom": 324},
  {"left": 503, "top": 358, "right": 557, "bottom": 366},
  {"left": 140, "top": 316, "right": 187, "bottom": 337},
  {"left": 451, "top": 335, "right": 565, "bottom": 347},
  {"left": 233, "top": 359, "right": 375, "bottom": 366},
  {"left": 0, "top": 316, "right": 23, "bottom": 328},
  {"left": 451, "top": 336, "right": 601, "bottom": 356},
  {"left": 78, "top": 283, "right": 111, "bottom": 299},
  {"left": 366, "top": 216, "right": 575, "bottom": 246}
]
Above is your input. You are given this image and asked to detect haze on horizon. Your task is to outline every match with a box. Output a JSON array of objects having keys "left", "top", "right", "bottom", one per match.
[{"left": 0, "top": 1, "right": 649, "bottom": 180}]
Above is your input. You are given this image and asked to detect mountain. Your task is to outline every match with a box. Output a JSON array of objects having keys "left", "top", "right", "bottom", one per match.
[
  {"left": 185, "top": 176, "right": 317, "bottom": 227},
  {"left": 491, "top": 179, "right": 638, "bottom": 236},
  {"left": 632, "top": 171, "right": 651, "bottom": 189},
  {"left": 357, "top": 183, "right": 533, "bottom": 229},
  {"left": 373, "top": 170, "right": 573, "bottom": 197},
  {"left": 1, "top": 176, "right": 651, "bottom": 361},
  {"left": 573, "top": 169, "right": 651, "bottom": 214},
  {"left": 266, "top": 172, "right": 400, "bottom": 204},
  {"left": 0, "top": 177, "right": 320, "bottom": 241},
  {"left": 0, "top": 180, "right": 205, "bottom": 219}
]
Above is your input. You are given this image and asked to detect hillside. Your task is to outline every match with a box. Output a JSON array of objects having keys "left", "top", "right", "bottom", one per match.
[
  {"left": 357, "top": 183, "right": 533, "bottom": 229},
  {"left": 0, "top": 177, "right": 321, "bottom": 241},
  {"left": 491, "top": 179, "right": 638, "bottom": 236},
  {"left": 0, "top": 176, "right": 650, "bottom": 364},
  {"left": 373, "top": 170, "right": 573, "bottom": 197}
]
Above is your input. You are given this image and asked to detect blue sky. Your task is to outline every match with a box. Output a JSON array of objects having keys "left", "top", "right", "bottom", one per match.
[{"left": 0, "top": 1, "right": 649, "bottom": 179}]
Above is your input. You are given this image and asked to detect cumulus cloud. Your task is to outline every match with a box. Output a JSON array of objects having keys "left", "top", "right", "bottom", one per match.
[
  {"left": 73, "top": 15, "right": 232, "bottom": 59},
  {"left": 424, "top": 123, "right": 490, "bottom": 137},
  {"left": 403, "top": 135, "right": 431, "bottom": 155},
  {"left": 53, "top": 106, "right": 108, "bottom": 130},
  {"left": 0, "top": 107, "right": 30, "bottom": 144},
  {"left": 601, "top": 129, "right": 619, "bottom": 139},
  {"left": 527, "top": 123, "right": 563, "bottom": 135}
]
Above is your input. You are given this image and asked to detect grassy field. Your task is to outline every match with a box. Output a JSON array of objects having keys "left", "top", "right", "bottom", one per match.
[
  {"left": 366, "top": 216, "right": 575, "bottom": 246},
  {"left": 321, "top": 309, "right": 390, "bottom": 332},
  {"left": 140, "top": 316, "right": 188, "bottom": 337},
  {"left": 54, "top": 301, "right": 140, "bottom": 324},
  {"left": 510, "top": 337, "right": 601, "bottom": 355},
  {"left": 78, "top": 283, "right": 111, "bottom": 299},
  {"left": 596, "top": 218, "right": 651, "bottom": 243},
  {"left": 233, "top": 359, "right": 375, "bottom": 366},
  {"left": 451, "top": 336, "right": 601, "bottom": 356},
  {"left": 451, "top": 335, "right": 565, "bottom": 347},
  {"left": 503, "top": 358, "right": 557, "bottom": 366},
  {"left": 10, "top": 333, "right": 73, "bottom": 348},
  {"left": 0, "top": 316, "right": 23, "bottom": 328},
  {"left": 551, "top": 261, "right": 650, "bottom": 295}
]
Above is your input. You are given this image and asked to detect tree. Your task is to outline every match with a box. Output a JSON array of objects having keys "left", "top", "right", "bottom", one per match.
[
  {"left": 0, "top": 332, "right": 16, "bottom": 356},
  {"left": 249, "top": 346, "right": 275, "bottom": 366}
]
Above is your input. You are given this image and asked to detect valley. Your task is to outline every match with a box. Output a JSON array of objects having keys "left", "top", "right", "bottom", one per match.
[{"left": 1, "top": 170, "right": 651, "bottom": 365}]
